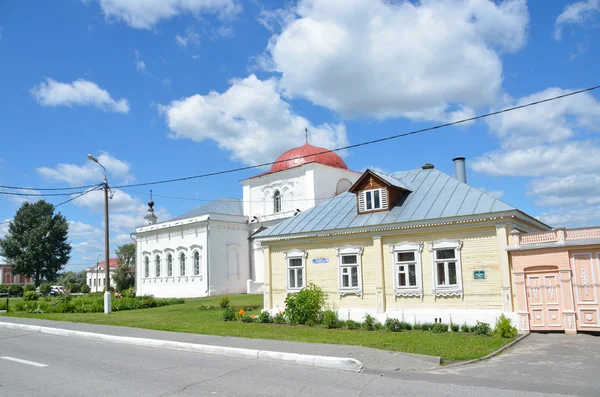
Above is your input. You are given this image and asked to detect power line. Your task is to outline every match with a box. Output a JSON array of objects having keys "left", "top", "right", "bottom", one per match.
[
  {"left": 54, "top": 185, "right": 104, "bottom": 208},
  {"left": 0, "top": 183, "right": 99, "bottom": 191},
  {"left": 4, "top": 84, "right": 600, "bottom": 192},
  {"left": 0, "top": 190, "right": 91, "bottom": 197}
]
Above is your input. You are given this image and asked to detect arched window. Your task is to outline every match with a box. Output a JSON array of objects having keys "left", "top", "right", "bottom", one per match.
[
  {"left": 167, "top": 254, "right": 173, "bottom": 277},
  {"left": 155, "top": 255, "right": 161, "bottom": 277},
  {"left": 273, "top": 190, "right": 282, "bottom": 213},
  {"left": 144, "top": 256, "right": 150, "bottom": 278},
  {"left": 180, "top": 253, "right": 186, "bottom": 276},
  {"left": 194, "top": 251, "right": 201, "bottom": 276}
]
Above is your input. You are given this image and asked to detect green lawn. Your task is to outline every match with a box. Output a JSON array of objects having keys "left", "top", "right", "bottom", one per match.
[{"left": 1, "top": 294, "right": 512, "bottom": 361}]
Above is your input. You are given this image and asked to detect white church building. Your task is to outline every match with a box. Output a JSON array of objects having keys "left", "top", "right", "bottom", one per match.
[{"left": 133, "top": 142, "right": 361, "bottom": 298}]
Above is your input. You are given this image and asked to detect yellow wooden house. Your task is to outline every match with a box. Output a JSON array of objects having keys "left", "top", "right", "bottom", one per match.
[{"left": 255, "top": 158, "right": 549, "bottom": 327}]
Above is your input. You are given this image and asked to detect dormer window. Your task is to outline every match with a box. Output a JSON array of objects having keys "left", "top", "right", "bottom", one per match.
[
  {"left": 273, "top": 190, "right": 282, "bottom": 213},
  {"left": 359, "top": 188, "right": 387, "bottom": 212}
]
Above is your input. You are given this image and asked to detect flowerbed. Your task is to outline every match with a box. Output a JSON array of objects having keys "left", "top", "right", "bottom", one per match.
[{"left": 13, "top": 295, "right": 184, "bottom": 314}]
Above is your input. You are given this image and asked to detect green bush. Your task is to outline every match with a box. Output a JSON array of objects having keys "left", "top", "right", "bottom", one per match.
[
  {"left": 80, "top": 284, "right": 91, "bottom": 294},
  {"left": 0, "top": 284, "right": 8, "bottom": 294},
  {"left": 13, "top": 295, "right": 184, "bottom": 314},
  {"left": 9, "top": 284, "right": 23, "bottom": 297},
  {"left": 284, "top": 283, "right": 327, "bottom": 325},
  {"left": 66, "top": 282, "right": 80, "bottom": 293},
  {"left": 494, "top": 314, "right": 518, "bottom": 338},
  {"left": 273, "top": 312, "right": 286, "bottom": 324},
  {"left": 24, "top": 284, "right": 36, "bottom": 292},
  {"left": 432, "top": 323, "right": 448, "bottom": 333},
  {"left": 420, "top": 322, "right": 434, "bottom": 331},
  {"left": 39, "top": 283, "right": 51, "bottom": 294},
  {"left": 23, "top": 291, "right": 39, "bottom": 301},
  {"left": 240, "top": 314, "right": 255, "bottom": 323},
  {"left": 219, "top": 296, "right": 231, "bottom": 308},
  {"left": 413, "top": 322, "right": 422, "bottom": 331},
  {"left": 472, "top": 321, "right": 492, "bottom": 336},
  {"left": 121, "top": 287, "right": 136, "bottom": 298},
  {"left": 221, "top": 307, "right": 237, "bottom": 321},
  {"left": 450, "top": 322, "right": 460, "bottom": 332},
  {"left": 362, "top": 314, "right": 380, "bottom": 331},
  {"left": 461, "top": 322, "right": 470, "bottom": 332},
  {"left": 257, "top": 311, "right": 272, "bottom": 324},
  {"left": 384, "top": 318, "right": 402, "bottom": 332},
  {"left": 321, "top": 309, "right": 341, "bottom": 329},
  {"left": 343, "top": 319, "right": 361, "bottom": 330}
]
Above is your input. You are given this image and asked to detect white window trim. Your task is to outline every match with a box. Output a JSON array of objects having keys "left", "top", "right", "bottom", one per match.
[
  {"left": 336, "top": 245, "right": 363, "bottom": 296},
  {"left": 428, "top": 240, "right": 463, "bottom": 297},
  {"left": 154, "top": 255, "right": 161, "bottom": 278},
  {"left": 285, "top": 249, "right": 307, "bottom": 292},
  {"left": 390, "top": 242, "right": 423, "bottom": 297},
  {"left": 358, "top": 188, "right": 388, "bottom": 212},
  {"left": 166, "top": 254, "right": 173, "bottom": 277},
  {"left": 177, "top": 251, "right": 187, "bottom": 277},
  {"left": 143, "top": 256, "right": 150, "bottom": 278},
  {"left": 192, "top": 250, "right": 202, "bottom": 277}
]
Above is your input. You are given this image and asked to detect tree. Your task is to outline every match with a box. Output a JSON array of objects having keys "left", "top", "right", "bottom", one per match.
[
  {"left": 0, "top": 201, "right": 71, "bottom": 286},
  {"left": 114, "top": 243, "right": 135, "bottom": 291},
  {"left": 56, "top": 270, "right": 86, "bottom": 287}
]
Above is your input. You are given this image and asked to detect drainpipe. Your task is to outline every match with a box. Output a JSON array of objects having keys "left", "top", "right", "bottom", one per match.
[{"left": 205, "top": 217, "right": 211, "bottom": 296}]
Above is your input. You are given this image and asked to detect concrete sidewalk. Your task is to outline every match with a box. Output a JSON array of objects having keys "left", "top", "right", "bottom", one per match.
[{"left": 0, "top": 316, "right": 440, "bottom": 373}]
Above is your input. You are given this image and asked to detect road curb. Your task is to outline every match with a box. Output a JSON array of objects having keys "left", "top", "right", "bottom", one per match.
[
  {"left": 434, "top": 332, "right": 530, "bottom": 370},
  {"left": 0, "top": 321, "right": 363, "bottom": 372}
]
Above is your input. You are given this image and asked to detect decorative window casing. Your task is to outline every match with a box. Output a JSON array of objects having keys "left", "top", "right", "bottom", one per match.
[
  {"left": 179, "top": 253, "right": 186, "bottom": 276},
  {"left": 336, "top": 245, "right": 363, "bottom": 296},
  {"left": 285, "top": 249, "right": 307, "bottom": 292},
  {"left": 143, "top": 256, "right": 150, "bottom": 278},
  {"left": 429, "top": 240, "right": 463, "bottom": 297},
  {"left": 193, "top": 251, "right": 201, "bottom": 276},
  {"left": 273, "top": 190, "right": 282, "bottom": 213},
  {"left": 154, "top": 255, "right": 161, "bottom": 277},
  {"left": 358, "top": 188, "right": 388, "bottom": 212},
  {"left": 390, "top": 242, "right": 423, "bottom": 297},
  {"left": 167, "top": 254, "right": 173, "bottom": 277},
  {"left": 227, "top": 244, "right": 241, "bottom": 279}
]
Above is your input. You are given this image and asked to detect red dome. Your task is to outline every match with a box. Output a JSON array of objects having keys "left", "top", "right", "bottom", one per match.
[{"left": 270, "top": 144, "right": 348, "bottom": 173}]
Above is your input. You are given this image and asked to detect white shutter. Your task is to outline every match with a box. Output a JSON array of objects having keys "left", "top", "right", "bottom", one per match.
[
  {"left": 380, "top": 188, "right": 388, "bottom": 209},
  {"left": 358, "top": 191, "right": 366, "bottom": 212}
]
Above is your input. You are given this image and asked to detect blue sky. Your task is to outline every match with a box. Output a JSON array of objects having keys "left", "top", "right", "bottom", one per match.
[{"left": 1, "top": 0, "right": 600, "bottom": 271}]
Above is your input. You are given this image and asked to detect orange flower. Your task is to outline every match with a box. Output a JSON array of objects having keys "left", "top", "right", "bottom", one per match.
[{"left": 238, "top": 309, "right": 245, "bottom": 316}]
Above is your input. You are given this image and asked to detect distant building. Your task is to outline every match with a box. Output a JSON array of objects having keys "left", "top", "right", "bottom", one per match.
[
  {"left": 0, "top": 264, "right": 34, "bottom": 285},
  {"left": 85, "top": 258, "right": 118, "bottom": 292}
]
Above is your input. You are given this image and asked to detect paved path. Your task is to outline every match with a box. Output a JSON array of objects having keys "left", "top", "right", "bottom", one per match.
[
  {"left": 0, "top": 327, "right": 578, "bottom": 397},
  {"left": 0, "top": 317, "right": 439, "bottom": 372}
]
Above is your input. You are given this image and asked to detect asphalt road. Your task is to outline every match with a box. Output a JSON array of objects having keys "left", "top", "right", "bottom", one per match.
[{"left": 0, "top": 328, "right": 589, "bottom": 397}]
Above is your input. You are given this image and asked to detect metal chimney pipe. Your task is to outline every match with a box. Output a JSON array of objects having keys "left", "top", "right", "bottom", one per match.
[{"left": 453, "top": 157, "right": 467, "bottom": 183}]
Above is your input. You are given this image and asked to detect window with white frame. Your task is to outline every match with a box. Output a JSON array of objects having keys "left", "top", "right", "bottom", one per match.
[
  {"left": 167, "top": 254, "right": 173, "bottom": 277},
  {"left": 358, "top": 188, "right": 388, "bottom": 212},
  {"left": 429, "top": 240, "right": 463, "bottom": 296},
  {"left": 390, "top": 242, "right": 423, "bottom": 296},
  {"left": 286, "top": 250, "right": 306, "bottom": 291},
  {"left": 144, "top": 256, "right": 150, "bottom": 278},
  {"left": 193, "top": 251, "right": 201, "bottom": 276},
  {"left": 179, "top": 253, "right": 186, "bottom": 276},
  {"left": 155, "top": 255, "right": 161, "bottom": 277},
  {"left": 336, "top": 245, "right": 363, "bottom": 295}
]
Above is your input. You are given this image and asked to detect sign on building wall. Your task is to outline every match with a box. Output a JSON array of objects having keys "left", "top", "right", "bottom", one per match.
[
  {"left": 473, "top": 270, "right": 486, "bottom": 280},
  {"left": 312, "top": 258, "right": 329, "bottom": 264}
]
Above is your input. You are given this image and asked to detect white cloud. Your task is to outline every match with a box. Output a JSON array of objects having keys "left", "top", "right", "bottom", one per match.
[
  {"left": 1, "top": 188, "right": 42, "bottom": 206},
  {"left": 37, "top": 152, "right": 134, "bottom": 186},
  {"left": 160, "top": 74, "right": 349, "bottom": 166},
  {"left": 175, "top": 27, "right": 200, "bottom": 47},
  {"left": 538, "top": 206, "right": 600, "bottom": 227},
  {"left": 0, "top": 219, "right": 10, "bottom": 239},
  {"left": 31, "top": 78, "right": 129, "bottom": 113},
  {"left": 97, "top": 0, "right": 241, "bottom": 29},
  {"left": 261, "top": 0, "right": 529, "bottom": 121},
  {"left": 554, "top": 0, "right": 600, "bottom": 40},
  {"left": 136, "top": 60, "right": 146, "bottom": 72},
  {"left": 68, "top": 221, "right": 102, "bottom": 239}
]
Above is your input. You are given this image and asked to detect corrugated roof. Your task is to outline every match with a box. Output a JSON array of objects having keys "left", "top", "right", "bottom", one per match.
[
  {"left": 256, "top": 168, "right": 517, "bottom": 238},
  {"left": 368, "top": 169, "right": 414, "bottom": 191},
  {"left": 171, "top": 197, "right": 243, "bottom": 220}
]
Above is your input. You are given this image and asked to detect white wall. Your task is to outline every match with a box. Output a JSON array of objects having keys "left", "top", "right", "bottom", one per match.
[
  {"left": 85, "top": 269, "right": 116, "bottom": 292},
  {"left": 310, "top": 164, "right": 361, "bottom": 205}
]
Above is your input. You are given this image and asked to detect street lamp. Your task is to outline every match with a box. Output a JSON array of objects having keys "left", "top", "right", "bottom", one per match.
[
  {"left": 95, "top": 253, "right": 102, "bottom": 293},
  {"left": 88, "top": 154, "right": 111, "bottom": 314}
]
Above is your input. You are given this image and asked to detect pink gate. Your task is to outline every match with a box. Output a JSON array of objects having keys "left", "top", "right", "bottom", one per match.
[{"left": 526, "top": 272, "right": 564, "bottom": 330}]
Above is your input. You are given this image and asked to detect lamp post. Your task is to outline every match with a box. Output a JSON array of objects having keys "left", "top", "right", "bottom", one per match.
[
  {"left": 95, "top": 253, "right": 102, "bottom": 293},
  {"left": 88, "top": 154, "right": 111, "bottom": 314}
]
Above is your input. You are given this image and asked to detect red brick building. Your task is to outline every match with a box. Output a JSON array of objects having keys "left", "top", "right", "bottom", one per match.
[{"left": 0, "top": 264, "right": 34, "bottom": 285}]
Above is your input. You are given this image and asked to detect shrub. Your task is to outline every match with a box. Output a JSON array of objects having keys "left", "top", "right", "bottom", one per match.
[
  {"left": 66, "top": 282, "right": 80, "bottom": 293},
  {"left": 240, "top": 314, "right": 255, "bottom": 323},
  {"left": 385, "top": 318, "right": 402, "bottom": 332},
  {"left": 0, "top": 284, "right": 8, "bottom": 294},
  {"left": 257, "top": 311, "right": 272, "bottom": 324},
  {"left": 343, "top": 320, "right": 361, "bottom": 330},
  {"left": 23, "top": 291, "right": 39, "bottom": 301},
  {"left": 121, "top": 287, "right": 136, "bottom": 298},
  {"left": 432, "top": 323, "right": 448, "bottom": 333},
  {"left": 24, "top": 284, "right": 36, "bottom": 292},
  {"left": 273, "top": 312, "right": 286, "bottom": 324},
  {"left": 9, "top": 284, "right": 23, "bottom": 297},
  {"left": 219, "top": 296, "right": 231, "bottom": 308},
  {"left": 494, "top": 314, "right": 518, "bottom": 338},
  {"left": 461, "top": 322, "right": 470, "bottom": 333},
  {"left": 80, "top": 284, "right": 91, "bottom": 294},
  {"left": 221, "top": 307, "right": 237, "bottom": 321},
  {"left": 284, "top": 283, "right": 327, "bottom": 325},
  {"left": 413, "top": 322, "right": 422, "bottom": 331},
  {"left": 472, "top": 321, "right": 492, "bottom": 336},
  {"left": 420, "top": 322, "right": 434, "bottom": 331},
  {"left": 362, "top": 314, "right": 380, "bottom": 331},
  {"left": 450, "top": 322, "right": 459, "bottom": 332},
  {"left": 39, "top": 283, "right": 51, "bottom": 295},
  {"left": 321, "top": 309, "right": 341, "bottom": 329}
]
